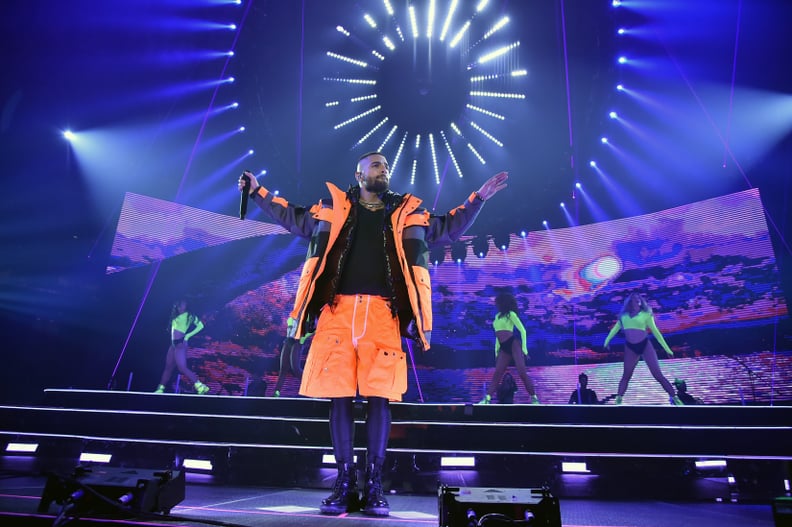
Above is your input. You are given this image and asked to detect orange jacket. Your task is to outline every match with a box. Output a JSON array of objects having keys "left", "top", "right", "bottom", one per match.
[{"left": 251, "top": 181, "right": 485, "bottom": 350}]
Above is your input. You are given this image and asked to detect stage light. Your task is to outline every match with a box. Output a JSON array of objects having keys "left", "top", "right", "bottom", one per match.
[
  {"left": 451, "top": 241, "right": 467, "bottom": 263},
  {"left": 440, "top": 0, "right": 459, "bottom": 42},
  {"left": 561, "top": 461, "right": 589, "bottom": 473},
  {"left": 609, "top": 111, "right": 618, "bottom": 119},
  {"left": 449, "top": 20, "right": 471, "bottom": 48},
  {"left": 542, "top": 220, "right": 549, "bottom": 229},
  {"left": 183, "top": 459, "right": 213, "bottom": 471},
  {"left": 63, "top": 130, "right": 76, "bottom": 141},
  {"left": 478, "top": 42, "right": 521, "bottom": 65},
  {"left": 575, "top": 182, "right": 582, "bottom": 189},
  {"left": 238, "top": 126, "right": 246, "bottom": 132},
  {"left": 430, "top": 134, "right": 441, "bottom": 184},
  {"left": 560, "top": 202, "right": 565, "bottom": 208},
  {"left": 493, "top": 232, "right": 510, "bottom": 251},
  {"left": 426, "top": 0, "right": 436, "bottom": 39},
  {"left": 430, "top": 245, "right": 446, "bottom": 265},
  {"left": 600, "top": 137, "right": 608, "bottom": 143},
  {"left": 325, "top": 0, "right": 524, "bottom": 182},
  {"left": 617, "top": 28, "right": 625, "bottom": 35},
  {"left": 589, "top": 160, "right": 597, "bottom": 167},
  {"left": 694, "top": 459, "right": 727, "bottom": 470},
  {"left": 440, "top": 456, "right": 475, "bottom": 468},
  {"left": 408, "top": 5, "right": 418, "bottom": 37},
  {"left": 322, "top": 454, "right": 358, "bottom": 464},
  {"left": 616, "top": 84, "right": 624, "bottom": 91},
  {"left": 5, "top": 442, "right": 38, "bottom": 453},
  {"left": 472, "top": 235, "right": 489, "bottom": 258},
  {"left": 520, "top": 231, "right": 526, "bottom": 238},
  {"left": 79, "top": 453, "right": 112, "bottom": 463}
]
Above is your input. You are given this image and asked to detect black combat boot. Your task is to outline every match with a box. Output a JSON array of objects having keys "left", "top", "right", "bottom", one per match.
[
  {"left": 361, "top": 459, "right": 390, "bottom": 516},
  {"left": 320, "top": 462, "right": 359, "bottom": 515}
]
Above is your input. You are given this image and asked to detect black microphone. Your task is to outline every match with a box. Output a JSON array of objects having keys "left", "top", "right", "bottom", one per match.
[{"left": 240, "top": 172, "right": 251, "bottom": 220}]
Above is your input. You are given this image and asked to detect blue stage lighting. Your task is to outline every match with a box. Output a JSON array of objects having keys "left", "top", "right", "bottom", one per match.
[
  {"left": 494, "top": 233, "right": 510, "bottom": 251},
  {"left": 451, "top": 241, "right": 467, "bottom": 263},
  {"left": 472, "top": 236, "right": 489, "bottom": 258}
]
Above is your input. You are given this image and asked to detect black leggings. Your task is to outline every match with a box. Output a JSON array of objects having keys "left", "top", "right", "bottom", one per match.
[{"left": 329, "top": 396, "right": 390, "bottom": 465}]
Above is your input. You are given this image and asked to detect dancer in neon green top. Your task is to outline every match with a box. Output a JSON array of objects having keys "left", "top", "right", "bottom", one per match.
[
  {"left": 604, "top": 292, "right": 680, "bottom": 405},
  {"left": 154, "top": 299, "right": 210, "bottom": 395},
  {"left": 480, "top": 292, "right": 538, "bottom": 404}
]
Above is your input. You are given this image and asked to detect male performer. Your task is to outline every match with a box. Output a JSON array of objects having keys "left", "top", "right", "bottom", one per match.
[{"left": 239, "top": 152, "right": 507, "bottom": 516}]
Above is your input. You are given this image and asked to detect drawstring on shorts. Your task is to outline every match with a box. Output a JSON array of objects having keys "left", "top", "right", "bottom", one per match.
[{"left": 351, "top": 294, "right": 372, "bottom": 348}]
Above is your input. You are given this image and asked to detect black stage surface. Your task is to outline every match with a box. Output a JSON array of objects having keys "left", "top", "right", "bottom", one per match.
[
  {"left": 0, "top": 476, "right": 781, "bottom": 527},
  {"left": 0, "top": 389, "right": 790, "bottom": 526}
]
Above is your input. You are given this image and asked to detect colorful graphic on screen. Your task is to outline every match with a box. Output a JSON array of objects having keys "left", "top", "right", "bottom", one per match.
[{"left": 108, "top": 188, "right": 790, "bottom": 405}]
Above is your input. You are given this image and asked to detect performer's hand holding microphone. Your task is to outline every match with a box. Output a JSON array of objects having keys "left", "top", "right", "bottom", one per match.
[{"left": 238, "top": 170, "right": 258, "bottom": 220}]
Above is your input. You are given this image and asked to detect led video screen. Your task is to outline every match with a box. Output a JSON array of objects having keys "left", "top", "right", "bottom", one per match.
[{"left": 108, "top": 188, "right": 790, "bottom": 405}]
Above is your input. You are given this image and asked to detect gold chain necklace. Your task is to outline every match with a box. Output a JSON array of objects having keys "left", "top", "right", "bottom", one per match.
[{"left": 359, "top": 199, "right": 384, "bottom": 210}]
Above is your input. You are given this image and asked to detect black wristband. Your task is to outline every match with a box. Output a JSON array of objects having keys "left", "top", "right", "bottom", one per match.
[{"left": 474, "top": 191, "right": 485, "bottom": 202}]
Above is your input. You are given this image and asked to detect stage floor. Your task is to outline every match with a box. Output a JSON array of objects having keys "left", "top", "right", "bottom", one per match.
[
  {"left": 1, "top": 389, "right": 790, "bottom": 525},
  {"left": 0, "top": 474, "right": 779, "bottom": 527}
]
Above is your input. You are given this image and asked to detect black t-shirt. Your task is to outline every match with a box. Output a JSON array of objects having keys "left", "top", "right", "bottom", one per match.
[
  {"left": 568, "top": 388, "right": 599, "bottom": 404},
  {"left": 337, "top": 205, "right": 390, "bottom": 296}
]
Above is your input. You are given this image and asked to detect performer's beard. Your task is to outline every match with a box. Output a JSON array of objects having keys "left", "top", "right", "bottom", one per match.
[{"left": 362, "top": 176, "right": 389, "bottom": 194}]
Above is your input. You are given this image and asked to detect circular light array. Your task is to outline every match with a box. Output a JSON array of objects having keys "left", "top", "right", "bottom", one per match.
[{"left": 324, "top": 0, "right": 525, "bottom": 185}]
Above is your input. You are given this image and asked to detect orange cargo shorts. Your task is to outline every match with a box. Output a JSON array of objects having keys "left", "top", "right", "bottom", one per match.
[{"left": 298, "top": 294, "right": 407, "bottom": 401}]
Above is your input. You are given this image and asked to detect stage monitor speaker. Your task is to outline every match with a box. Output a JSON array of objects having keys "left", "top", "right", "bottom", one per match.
[
  {"left": 775, "top": 496, "right": 792, "bottom": 527},
  {"left": 438, "top": 484, "right": 561, "bottom": 527},
  {"left": 38, "top": 465, "right": 185, "bottom": 517}
]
